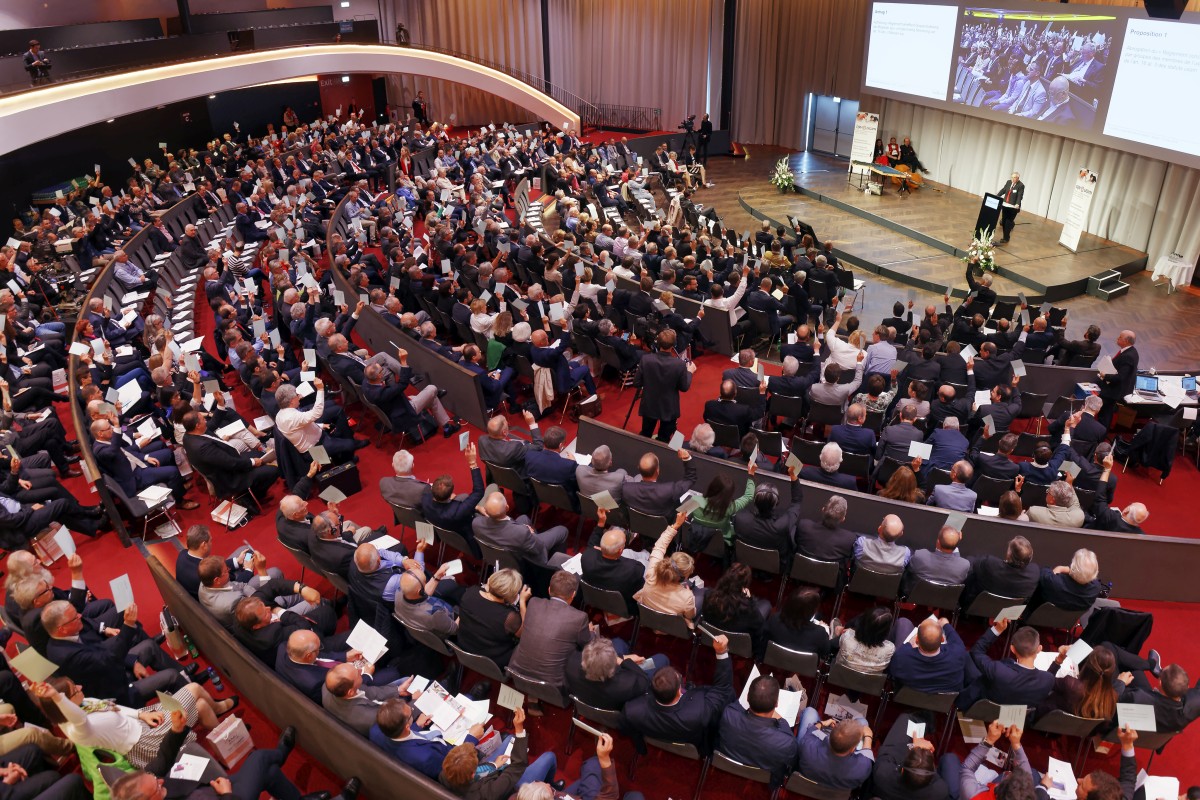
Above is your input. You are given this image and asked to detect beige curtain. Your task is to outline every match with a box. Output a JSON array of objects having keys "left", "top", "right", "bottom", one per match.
[
  {"left": 731, "top": 0, "right": 871, "bottom": 149},
  {"left": 388, "top": 0, "right": 544, "bottom": 127},
  {"left": 546, "top": 0, "right": 718, "bottom": 130}
]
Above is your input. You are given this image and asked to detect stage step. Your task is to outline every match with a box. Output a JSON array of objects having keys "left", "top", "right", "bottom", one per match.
[{"left": 1087, "top": 270, "right": 1129, "bottom": 301}]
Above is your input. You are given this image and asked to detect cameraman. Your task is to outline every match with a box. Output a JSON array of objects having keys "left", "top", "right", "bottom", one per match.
[{"left": 698, "top": 113, "right": 713, "bottom": 164}]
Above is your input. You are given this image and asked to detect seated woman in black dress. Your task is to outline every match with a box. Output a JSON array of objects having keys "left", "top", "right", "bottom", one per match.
[
  {"left": 700, "top": 563, "right": 769, "bottom": 659},
  {"left": 764, "top": 586, "right": 834, "bottom": 658}
]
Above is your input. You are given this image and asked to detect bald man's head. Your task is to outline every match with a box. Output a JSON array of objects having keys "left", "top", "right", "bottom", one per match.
[
  {"left": 638, "top": 453, "right": 660, "bottom": 480},
  {"left": 400, "top": 571, "right": 424, "bottom": 600},
  {"left": 286, "top": 630, "right": 321, "bottom": 663},
  {"left": 483, "top": 492, "right": 508, "bottom": 520},
  {"left": 879, "top": 514, "right": 904, "bottom": 542},
  {"left": 916, "top": 618, "right": 944, "bottom": 654},
  {"left": 599, "top": 529, "right": 627, "bottom": 558}
]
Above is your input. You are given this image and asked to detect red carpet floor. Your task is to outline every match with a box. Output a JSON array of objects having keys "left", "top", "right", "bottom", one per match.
[{"left": 21, "top": 264, "right": 1200, "bottom": 795}]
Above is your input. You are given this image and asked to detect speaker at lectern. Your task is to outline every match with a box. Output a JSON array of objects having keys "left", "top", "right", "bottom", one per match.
[{"left": 975, "top": 193, "right": 1003, "bottom": 239}]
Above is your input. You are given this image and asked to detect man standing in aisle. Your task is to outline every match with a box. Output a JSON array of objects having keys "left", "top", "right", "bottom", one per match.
[
  {"left": 634, "top": 329, "right": 695, "bottom": 442},
  {"left": 698, "top": 113, "right": 713, "bottom": 164},
  {"left": 996, "top": 171, "right": 1024, "bottom": 244}
]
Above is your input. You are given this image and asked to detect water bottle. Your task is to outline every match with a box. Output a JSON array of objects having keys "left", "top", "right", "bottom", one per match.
[{"left": 207, "top": 667, "right": 224, "bottom": 692}]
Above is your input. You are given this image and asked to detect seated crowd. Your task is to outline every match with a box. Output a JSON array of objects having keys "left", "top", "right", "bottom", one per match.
[{"left": 0, "top": 99, "right": 1192, "bottom": 800}]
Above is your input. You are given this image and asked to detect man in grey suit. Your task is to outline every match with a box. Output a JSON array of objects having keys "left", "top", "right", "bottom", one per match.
[
  {"left": 472, "top": 491, "right": 569, "bottom": 568},
  {"left": 875, "top": 405, "right": 925, "bottom": 462},
  {"left": 808, "top": 355, "right": 866, "bottom": 411},
  {"left": 902, "top": 525, "right": 971, "bottom": 596},
  {"left": 576, "top": 445, "right": 633, "bottom": 501},
  {"left": 926, "top": 460, "right": 978, "bottom": 513},
  {"left": 507, "top": 571, "right": 594, "bottom": 689},
  {"left": 636, "top": 329, "right": 696, "bottom": 442},
  {"left": 477, "top": 410, "right": 544, "bottom": 477},
  {"left": 478, "top": 410, "right": 544, "bottom": 515},
  {"left": 197, "top": 554, "right": 322, "bottom": 629},
  {"left": 322, "top": 662, "right": 409, "bottom": 737},
  {"left": 379, "top": 449, "right": 429, "bottom": 509},
  {"left": 622, "top": 448, "right": 698, "bottom": 518}
]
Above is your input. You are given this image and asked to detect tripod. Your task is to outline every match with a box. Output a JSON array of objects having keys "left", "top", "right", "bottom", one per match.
[
  {"left": 623, "top": 385, "right": 643, "bottom": 430},
  {"left": 680, "top": 128, "right": 697, "bottom": 152}
]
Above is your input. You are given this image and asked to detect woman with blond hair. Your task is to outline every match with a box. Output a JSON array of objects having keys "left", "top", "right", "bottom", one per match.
[{"left": 635, "top": 511, "right": 701, "bottom": 625}]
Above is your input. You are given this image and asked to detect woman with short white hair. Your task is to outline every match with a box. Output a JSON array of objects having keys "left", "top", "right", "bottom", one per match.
[{"left": 1034, "top": 548, "right": 1102, "bottom": 612}]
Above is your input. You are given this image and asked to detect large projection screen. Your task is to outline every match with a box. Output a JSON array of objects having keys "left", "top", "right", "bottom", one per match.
[{"left": 861, "top": 0, "right": 1200, "bottom": 169}]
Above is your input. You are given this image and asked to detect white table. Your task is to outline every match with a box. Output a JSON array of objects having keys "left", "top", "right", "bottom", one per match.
[{"left": 1151, "top": 255, "right": 1195, "bottom": 293}]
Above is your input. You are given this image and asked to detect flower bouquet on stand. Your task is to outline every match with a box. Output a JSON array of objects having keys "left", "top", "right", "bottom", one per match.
[
  {"left": 770, "top": 158, "right": 796, "bottom": 193},
  {"left": 963, "top": 228, "right": 997, "bottom": 272}
]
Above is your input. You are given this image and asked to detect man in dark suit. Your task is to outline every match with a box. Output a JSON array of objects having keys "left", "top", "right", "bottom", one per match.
[
  {"left": 959, "top": 618, "right": 1055, "bottom": 710},
  {"left": 276, "top": 488, "right": 316, "bottom": 552},
  {"left": 969, "top": 432, "right": 1021, "bottom": 485},
  {"left": 697, "top": 113, "right": 713, "bottom": 163},
  {"left": 829, "top": 404, "right": 876, "bottom": 456},
  {"left": 361, "top": 361, "right": 459, "bottom": 439},
  {"left": 524, "top": 426, "right": 579, "bottom": 495},
  {"left": 1055, "top": 324, "right": 1102, "bottom": 367},
  {"left": 888, "top": 616, "right": 970, "bottom": 694},
  {"left": 1097, "top": 330, "right": 1139, "bottom": 428},
  {"left": 232, "top": 595, "right": 345, "bottom": 664},
  {"left": 635, "top": 329, "right": 695, "bottom": 441},
  {"left": 174, "top": 524, "right": 253, "bottom": 599},
  {"left": 704, "top": 380, "right": 757, "bottom": 439},
  {"left": 507, "top": 571, "right": 593, "bottom": 689},
  {"left": 1048, "top": 396, "right": 1106, "bottom": 459},
  {"left": 996, "top": 171, "right": 1025, "bottom": 243},
  {"left": 972, "top": 339, "right": 1027, "bottom": 392},
  {"left": 478, "top": 410, "right": 544, "bottom": 478},
  {"left": 90, "top": 418, "right": 198, "bottom": 510},
  {"left": 420, "top": 445, "right": 485, "bottom": 557},
  {"left": 565, "top": 637, "right": 660, "bottom": 711},
  {"left": 581, "top": 512, "right": 645, "bottom": 614},
  {"left": 622, "top": 635, "right": 732, "bottom": 753},
  {"left": 472, "top": 491, "right": 569, "bottom": 568},
  {"left": 882, "top": 301, "right": 915, "bottom": 340},
  {"left": 876, "top": 405, "right": 925, "bottom": 463},
  {"left": 180, "top": 412, "right": 278, "bottom": 507},
  {"left": 322, "top": 662, "right": 407, "bottom": 737},
  {"left": 411, "top": 91, "right": 430, "bottom": 125},
  {"left": 623, "top": 448, "right": 697, "bottom": 518},
  {"left": 1086, "top": 456, "right": 1147, "bottom": 533},
  {"left": 234, "top": 202, "right": 268, "bottom": 243},
  {"left": 972, "top": 381, "right": 1024, "bottom": 436},
  {"left": 960, "top": 535, "right": 1040, "bottom": 610},
  {"left": 178, "top": 224, "right": 209, "bottom": 272},
  {"left": 793, "top": 493, "right": 858, "bottom": 565},
  {"left": 718, "top": 675, "right": 799, "bottom": 788},
  {"left": 275, "top": 630, "right": 397, "bottom": 704},
  {"left": 800, "top": 442, "right": 858, "bottom": 491},
  {"left": 1116, "top": 663, "right": 1200, "bottom": 733},
  {"left": 42, "top": 600, "right": 193, "bottom": 708},
  {"left": 22, "top": 40, "right": 51, "bottom": 83},
  {"left": 747, "top": 278, "right": 794, "bottom": 336}
]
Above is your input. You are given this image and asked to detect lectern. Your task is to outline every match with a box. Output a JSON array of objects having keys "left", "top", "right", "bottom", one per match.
[{"left": 975, "top": 193, "right": 1003, "bottom": 239}]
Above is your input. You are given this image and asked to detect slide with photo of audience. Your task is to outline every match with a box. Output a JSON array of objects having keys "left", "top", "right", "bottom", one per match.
[{"left": 951, "top": 7, "right": 1120, "bottom": 132}]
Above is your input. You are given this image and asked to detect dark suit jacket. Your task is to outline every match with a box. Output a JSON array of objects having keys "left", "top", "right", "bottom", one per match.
[
  {"left": 1048, "top": 411, "right": 1106, "bottom": 457},
  {"left": 45, "top": 625, "right": 142, "bottom": 706},
  {"left": 507, "top": 597, "right": 591, "bottom": 687},
  {"left": 181, "top": 433, "right": 261, "bottom": 497},
  {"left": 794, "top": 518, "right": 859, "bottom": 564},
  {"left": 233, "top": 610, "right": 319, "bottom": 663},
  {"left": 829, "top": 424, "right": 875, "bottom": 456},
  {"left": 961, "top": 554, "right": 1040, "bottom": 609},
  {"left": 472, "top": 515, "right": 553, "bottom": 567},
  {"left": 524, "top": 449, "right": 579, "bottom": 492},
  {"left": 622, "top": 458, "right": 697, "bottom": 517},
  {"left": 1086, "top": 477, "right": 1142, "bottom": 533},
  {"left": 704, "top": 399, "right": 754, "bottom": 438},
  {"left": 997, "top": 179, "right": 1025, "bottom": 209},
  {"left": 478, "top": 429, "right": 544, "bottom": 478},
  {"left": 876, "top": 423, "right": 923, "bottom": 462},
  {"left": 636, "top": 351, "right": 692, "bottom": 422},
  {"left": 309, "top": 532, "right": 358, "bottom": 578},
  {"left": 275, "top": 650, "right": 344, "bottom": 703},
  {"left": 718, "top": 704, "right": 799, "bottom": 787},
  {"left": 970, "top": 448, "right": 1021, "bottom": 484},
  {"left": 565, "top": 650, "right": 651, "bottom": 710},
  {"left": 1032, "top": 569, "right": 1100, "bottom": 612},
  {"left": 1099, "top": 347, "right": 1138, "bottom": 401},
  {"left": 888, "top": 624, "right": 969, "bottom": 693},
  {"left": 622, "top": 656, "right": 733, "bottom": 753},
  {"left": 799, "top": 465, "right": 857, "bottom": 491},
  {"left": 960, "top": 626, "right": 1056, "bottom": 709},
  {"left": 580, "top": 549, "right": 645, "bottom": 614},
  {"left": 380, "top": 475, "right": 430, "bottom": 509}
]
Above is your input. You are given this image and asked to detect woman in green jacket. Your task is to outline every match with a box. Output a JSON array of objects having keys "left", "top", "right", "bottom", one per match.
[{"left": 690, "top": 461, "right": 757, "bottom": 546}]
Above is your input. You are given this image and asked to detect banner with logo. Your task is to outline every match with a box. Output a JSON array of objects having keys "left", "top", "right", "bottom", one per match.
[
  {"left": 1058, "top": 168, "right": 1099, "bottom": 252},
  {"left": 849, "top": 112, "right": 881, "bottom": 175}
]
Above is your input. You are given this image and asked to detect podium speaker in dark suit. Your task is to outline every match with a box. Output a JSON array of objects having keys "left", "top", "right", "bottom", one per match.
[
  {"left": 997, "top": 172, "right": 1024, "bottom": 243},
  {"left": 1097, "top": 331, "right": 1139, "bottom": 429}
]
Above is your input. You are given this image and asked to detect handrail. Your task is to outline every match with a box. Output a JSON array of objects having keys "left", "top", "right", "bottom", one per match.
[{"left": 396, "top": 42, "right": 601, "bottom": 130}]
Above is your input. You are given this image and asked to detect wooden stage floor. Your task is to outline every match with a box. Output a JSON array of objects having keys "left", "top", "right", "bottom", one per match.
[
  {"left": 732, "top": 151, "right": 1145, "bottom": 303},
  {"left": 685, "top": 147, "right": 1199, "bottom": 370}
]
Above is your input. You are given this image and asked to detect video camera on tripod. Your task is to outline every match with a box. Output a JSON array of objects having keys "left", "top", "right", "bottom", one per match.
[{"left": 678, "top": 114, "right": 697, "bottom": 132}]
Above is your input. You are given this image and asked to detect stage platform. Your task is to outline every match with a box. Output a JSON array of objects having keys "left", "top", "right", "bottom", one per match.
[{"left": 737, "top": 153, "right": 1147, "bottom": 303}]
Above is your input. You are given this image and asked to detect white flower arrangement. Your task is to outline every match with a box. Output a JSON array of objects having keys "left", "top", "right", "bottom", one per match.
[
  {"left": 769, "top": 157, "right": 796, "bottom": 192},
  {"left": 963, "top": 228, "right": 997, "bottom": 272}
]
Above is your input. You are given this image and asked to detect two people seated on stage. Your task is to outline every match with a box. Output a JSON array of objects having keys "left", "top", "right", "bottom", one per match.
[{"left": 876, "top": 137, "right": 928, "bottom": 175}]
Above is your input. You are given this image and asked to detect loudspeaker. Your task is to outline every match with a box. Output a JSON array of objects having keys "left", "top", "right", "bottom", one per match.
[{"left": 1143, "top": 0, "right": 1186, "bottom": 19}]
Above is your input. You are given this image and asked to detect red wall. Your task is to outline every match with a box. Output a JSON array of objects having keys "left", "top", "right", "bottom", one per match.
[{"left": 317, "top": 74, "right": 376, "bottom": 122}]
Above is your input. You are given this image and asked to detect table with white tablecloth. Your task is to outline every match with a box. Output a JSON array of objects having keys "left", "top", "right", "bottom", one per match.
[{"left": 1151, "top": 255, "right": 1196, "bottom": 293}]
